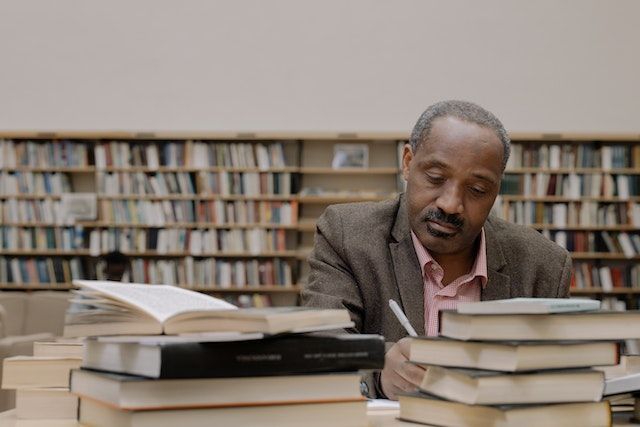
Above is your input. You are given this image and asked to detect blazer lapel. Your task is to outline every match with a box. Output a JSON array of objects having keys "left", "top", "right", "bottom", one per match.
[
  {"left": 390, "top": 195, "right": 425, "bottom": 335},
  {"left": 482, "top": 217, "right": 512, "bottom": 301}
]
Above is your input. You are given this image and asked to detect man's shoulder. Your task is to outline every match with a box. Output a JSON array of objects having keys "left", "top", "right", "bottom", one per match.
[
  {"left": 322, "top": 197, "right": 401, "bottom": 228},
  {"left": 486, "top": 215, "right": 568, "bottom": 256}
]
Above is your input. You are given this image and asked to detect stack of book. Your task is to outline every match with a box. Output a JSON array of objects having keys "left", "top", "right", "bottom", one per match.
[
  {"left": 64, "top": 280, "right": 384, "bottom": 426},
  {"left": 397, "top": 298, "right": 640, "bottom": 427},
  {"left": 1, "top": 339, "right": 83, "bottom": 425}
]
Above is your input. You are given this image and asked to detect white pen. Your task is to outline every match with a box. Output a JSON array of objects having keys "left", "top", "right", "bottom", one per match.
[{"left": 388, "top": 299, "right": 418, "bottom": 337}]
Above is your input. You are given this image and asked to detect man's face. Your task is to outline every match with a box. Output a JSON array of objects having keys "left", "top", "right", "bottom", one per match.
[{"left": 403, "top": 116, "right": 503, "bottom": 257}]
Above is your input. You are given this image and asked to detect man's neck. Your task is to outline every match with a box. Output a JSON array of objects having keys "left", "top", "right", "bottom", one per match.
[{"left": 431, "top": 240, "right": 478, "bottom": 286}]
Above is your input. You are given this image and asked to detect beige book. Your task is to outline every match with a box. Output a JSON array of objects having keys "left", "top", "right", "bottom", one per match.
[
  {"left": 16, "top": 388, "right": 78, "bottom": 420},
  {"left": 417, "top": 365, "right": 604, "bottom": 405},
  {"left": 79, "top": 397, "right": 367, "bottom": 427},
  {"left": 410, "top": 338, "right": 619, "bottom": 372},
  {"left": 2, "top": 357, "right": 81, "bottom": 389},
  {"left": 33, "top": 339, "right": 83, "bottom": 359},
  {"left": 399, "top": 394, "right": 611, "bottom": 427}
]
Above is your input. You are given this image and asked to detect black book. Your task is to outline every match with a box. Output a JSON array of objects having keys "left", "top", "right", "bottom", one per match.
[{"left": 82, "top": 333, "right": 384, "bottom": 379}]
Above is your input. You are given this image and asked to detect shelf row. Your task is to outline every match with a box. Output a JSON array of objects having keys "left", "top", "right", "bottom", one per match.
[
  {"left": 0, "top": 250, "right": 637, "bottom": 260},
  {"left": 7, "top": 165, "right": 640, "bottom": 174},
  {"left": 0, "top": 283, "right": 636, "bottom": 296}
]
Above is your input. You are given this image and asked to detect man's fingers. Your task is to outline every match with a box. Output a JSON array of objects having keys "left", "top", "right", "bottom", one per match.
[
  {"left": 397, "top": 361, "right": 426, "bottom": 387},
  {"left": 390, "top": 373, "right": 419, "bottom": 393}
]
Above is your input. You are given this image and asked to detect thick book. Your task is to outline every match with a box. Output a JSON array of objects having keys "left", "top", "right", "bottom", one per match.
[
  {"left": 64, "top": 280, "right": 352, "bottom": 336},
  {"left": 78, "top": 397, "right": 367, "bottom": 427},
  {"left": 410, "top": 338, "right": 619, "bottom": 372},
  {"left": 417, "top": 365, "right": 604, "bottom": 405},
  {"left": 81, "top": 333, "right": 385, "bottom": 378},
  {"left": 440, "top": 310, "right": 640, "bottom": 341},
  {"left": 604, "top": 372, "right": 640, "bottom": 396},
  {"left": 457, "top": 298, "right": 600, "bottom": 314},
  {"left": 1, "top": 356, "right": 82, "bottom": 389},
  {"left": 398, "top": 393, "right": 611, "bottom": 427},
  {"left": 70, "top": 369, "right": 362, "bottom": 410},
  {"left": 33, "top": 339, "right": 84, "bottom": 359},
  {"left": 15, "top": 388, "right": 78, "bottom": 420}
]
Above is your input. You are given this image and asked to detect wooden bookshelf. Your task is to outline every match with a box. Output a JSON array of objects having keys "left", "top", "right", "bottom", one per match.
[
  {"left": 1, "top": 134, "right": 640, "bottom": 308},
  {"left": 495, "top": 139, "right": 640, "bottom": 308}
]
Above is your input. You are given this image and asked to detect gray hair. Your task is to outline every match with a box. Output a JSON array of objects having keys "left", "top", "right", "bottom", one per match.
[{"left": 409, "top": 100, "right": 511, "bottom": 170}]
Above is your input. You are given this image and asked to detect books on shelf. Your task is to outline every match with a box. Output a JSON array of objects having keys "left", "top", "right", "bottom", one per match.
[
  {"left": 398, "top": 393, "right": 610, "bottom": 427},
  {"left": 439, "top": 310, "right": 640, "bottom": 341},
  {"left": 409, "top": 338, "right": 619, "bottom": 372},
  {"left": 63, "top": 280, "right": 351, "bottom": 337},
  {"left": 81, "top": 333, "right": 383, "bottom": 378},
  {"left": 416, "top": 365, "right": 604, "bottom": 405},
  {"left": 70, "top": 369, "right": 364, "bottom": 409}
]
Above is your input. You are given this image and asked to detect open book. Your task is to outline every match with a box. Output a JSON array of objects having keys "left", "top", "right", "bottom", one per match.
[{"left": 64, "top": 280, "right": 353, "bottom": 337}]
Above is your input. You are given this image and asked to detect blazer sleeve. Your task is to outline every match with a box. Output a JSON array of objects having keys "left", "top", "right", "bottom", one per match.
[
  {"left": 300, "top": 206, "right": 365, "bottom": 332},
  {"left": 558, "top": 252, "right": 573, "bottom": 297},
  {"left": 301, "top": 208, "right": 385, "bottom": 398}
]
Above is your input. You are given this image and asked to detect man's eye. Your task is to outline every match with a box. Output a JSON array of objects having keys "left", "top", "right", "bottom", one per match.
[
  {"left": 426, "top": 174, "right": 444, "bottom": 183},
  {"left": 469, "top": 186, "right": 487, "bottom": 195}
]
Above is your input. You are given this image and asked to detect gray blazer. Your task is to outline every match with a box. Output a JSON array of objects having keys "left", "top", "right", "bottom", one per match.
[{"left": 301, "top": 194, "right": 572, "bottom": 395}]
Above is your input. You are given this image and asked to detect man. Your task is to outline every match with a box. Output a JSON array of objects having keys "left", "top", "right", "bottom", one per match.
[
  {"left": 301, "top": 100, "right": 571, "bottom": 399},
  {"left": 103, "top": 250, "right": 130, "bottom": 281}
]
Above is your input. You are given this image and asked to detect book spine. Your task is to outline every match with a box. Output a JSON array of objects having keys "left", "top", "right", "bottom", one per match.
[{"left": 156, "top": 335, "right": 385, "bottom": 379}]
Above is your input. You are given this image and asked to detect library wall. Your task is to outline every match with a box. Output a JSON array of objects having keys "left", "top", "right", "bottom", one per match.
[{"left": 1, "top": 0, "right": 639, "bottom": 134}]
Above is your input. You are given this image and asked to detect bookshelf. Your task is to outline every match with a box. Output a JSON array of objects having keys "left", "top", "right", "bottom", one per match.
[
  {"left": 1, "top": 133, "right": 639, "bottom": 308},
  {"left": 493, "top": 138, "right": 640, "bottom": 309}
]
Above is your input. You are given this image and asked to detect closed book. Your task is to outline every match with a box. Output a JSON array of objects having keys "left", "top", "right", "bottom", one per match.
[
  {"left": 1, "top": 356, "right": 82, "bottom": 389},
  {"left": 82, "top": 333, "right": 384, "bottom": 379},
  {"left": 16, "top": 388, "right": 78, "bottom": 420},
  {"left": 456, "top": 298, "right": 600, "bottom": 314},
  {"left": 70, "top": 369, "right": 362, "bottom": 410},
  {"left": 410, "top": 338, "right": 619, "bottom": 372},
  {"left": 79, "top": 397, "right": 367, "bottom": 427},
  {"left": 398, "top": 393, "right": 611, "bottom": 427},
  {"left": 417, "top": 365, "right": 604, "bottom": 405},
  {"left": 440, "top": 310, "right": 640, "bottom": 341}
]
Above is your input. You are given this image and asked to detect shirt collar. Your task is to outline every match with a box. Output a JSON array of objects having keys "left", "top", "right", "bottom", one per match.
[{"left": 410, "top": 228, "right": 488, "bottom": 288}]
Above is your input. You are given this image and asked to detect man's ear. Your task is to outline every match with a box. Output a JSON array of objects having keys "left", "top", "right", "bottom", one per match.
[{"left": 401, "top": 144, "right": 413, "bottom": 181}]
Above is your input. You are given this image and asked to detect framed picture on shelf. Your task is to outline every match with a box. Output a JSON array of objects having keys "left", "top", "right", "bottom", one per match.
[
  {"left": 60, "top": 193, "right": 97, "bottom": 223},
  {"left": 332, "top": 143, "right": 369, "bottom": 169}
]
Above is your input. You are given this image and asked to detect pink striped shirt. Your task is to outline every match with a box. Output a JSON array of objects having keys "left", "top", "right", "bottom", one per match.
[{"left": 411, "top": 230, "right": 488, "bottom": 336}]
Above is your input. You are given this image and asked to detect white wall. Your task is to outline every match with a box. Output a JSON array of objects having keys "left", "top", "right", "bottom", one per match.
[{"left": 0, "top": 0, "right": 639, "bottom": 134}]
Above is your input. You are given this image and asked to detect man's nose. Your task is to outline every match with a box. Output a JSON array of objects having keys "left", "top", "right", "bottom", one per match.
[{"left": 435, "top": 183, "right": 464, "bottom": 215}]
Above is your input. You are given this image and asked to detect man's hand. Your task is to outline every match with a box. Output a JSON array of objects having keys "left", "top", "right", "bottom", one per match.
[{"left": 380, "top": 337, "right": 426, "bottom": 400}]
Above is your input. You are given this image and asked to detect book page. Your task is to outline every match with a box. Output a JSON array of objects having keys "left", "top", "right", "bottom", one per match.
[{"left": 73, "top": 280, "right": 236, "bottom": 323}]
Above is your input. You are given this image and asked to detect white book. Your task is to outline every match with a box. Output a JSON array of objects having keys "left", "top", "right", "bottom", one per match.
[
  {"left": 604, "top": 372, "right": 640, "bottom": 396},
  {"left": 457, "top": 298, "right": 601, "bottom": 315},
  {"left": 599, "top": 267, "right": 614, "bottom": 292},
  {"left": 617, "top": 232, "right": 636, "bottom": 258},
  {"left": 146, "top": 145, "right": 160, "bottom": 169},
  {"left": 549, "top": 145, "right": 561, "bottom": 169},
  {"left": 601, "top": 146, "right": 612, "bottom": 170},
  {"left": 617, "top": 175, "right": 630, "bottom": 200}
]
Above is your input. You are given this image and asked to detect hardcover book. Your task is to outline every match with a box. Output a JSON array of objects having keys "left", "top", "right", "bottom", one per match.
[
  {"left": 81, "top": 333, "right": 385, "bottom": 378},
  {"left": 410, "top": 338, "right": 619, "bottom": 372}
]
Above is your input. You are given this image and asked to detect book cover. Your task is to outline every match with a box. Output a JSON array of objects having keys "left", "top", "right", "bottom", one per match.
[{"left": 82, "top": 333, "right": 384, "bottom": 379}]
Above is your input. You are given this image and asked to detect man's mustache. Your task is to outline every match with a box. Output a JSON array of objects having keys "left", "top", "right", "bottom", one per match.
[{"left": 423, "top": 209, "right": 464, "bottom": 229}]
